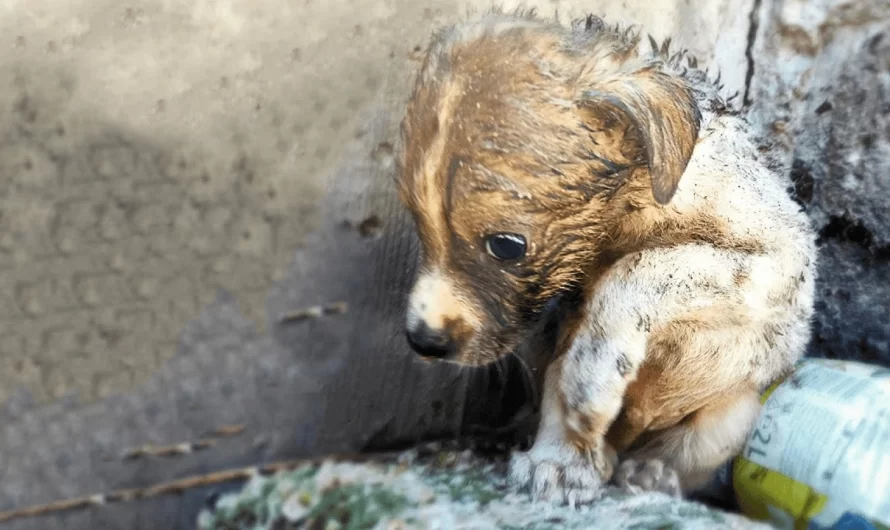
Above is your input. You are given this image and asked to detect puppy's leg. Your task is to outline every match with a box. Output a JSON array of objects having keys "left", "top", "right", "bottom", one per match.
[
  {"left": 559, "top": 331, "right": 644, "bottom": 482},
  {"left": 615, "top": 388, "right": 761, "bottom": 497},
  {"left": 508, "top": 355, "right": 612, "bottom": 505},
  {"left": 557, "top": 245, "right": 760, "bottom": 493}
]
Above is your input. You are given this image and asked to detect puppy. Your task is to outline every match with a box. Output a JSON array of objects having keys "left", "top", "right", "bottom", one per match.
[{"left": 396, "top": 10, "right": 817, "bottom": 504}]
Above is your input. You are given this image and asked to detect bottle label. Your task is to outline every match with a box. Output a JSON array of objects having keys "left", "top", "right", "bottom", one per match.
[{"left": 733, "top": 359, "right": 890, "bottom": 529}]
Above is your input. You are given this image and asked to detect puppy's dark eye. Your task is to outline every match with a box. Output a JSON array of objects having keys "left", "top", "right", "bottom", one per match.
[{"left": 484, "top": 233, "right": 527, "bottom": 261}]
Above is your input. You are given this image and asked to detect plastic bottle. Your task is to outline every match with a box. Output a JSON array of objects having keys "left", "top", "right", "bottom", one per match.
[{"left": 729, "top": 358, "right": 890, "bottom": 530}]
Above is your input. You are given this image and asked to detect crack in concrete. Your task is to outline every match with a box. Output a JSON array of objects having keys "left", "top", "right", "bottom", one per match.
[{"left": 743, "top": 0, "right": 763, "bottom": 106}]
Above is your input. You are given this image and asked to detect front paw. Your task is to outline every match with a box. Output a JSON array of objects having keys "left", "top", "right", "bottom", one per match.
[
  {"left": 508, "top": 445, "right": 605, "bottom": 506},
  {"left": 613, "top": 458, "right": 682, "bottom": 498}
]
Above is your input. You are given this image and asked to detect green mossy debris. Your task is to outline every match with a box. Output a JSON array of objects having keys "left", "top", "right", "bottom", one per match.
[{"left": 198, "top": 447, "right": 769, "bottom": 530}]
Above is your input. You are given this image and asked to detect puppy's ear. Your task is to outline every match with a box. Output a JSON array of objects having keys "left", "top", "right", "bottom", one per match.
[{"left": 578, "top": 73, "right": 701, "bottom": 205}]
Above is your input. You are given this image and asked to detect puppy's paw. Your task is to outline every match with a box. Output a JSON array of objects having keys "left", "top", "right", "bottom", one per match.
[
  {"left": 613, "top": 458, "right": 682, "bottom": 498},
  {"left": 508, "top": 446, "right": 605, "bottom": 506}
]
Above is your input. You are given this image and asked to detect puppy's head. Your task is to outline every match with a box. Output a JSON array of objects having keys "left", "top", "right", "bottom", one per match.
[{"left": 397, "top": 14, "right": 702, "bottom": 365}]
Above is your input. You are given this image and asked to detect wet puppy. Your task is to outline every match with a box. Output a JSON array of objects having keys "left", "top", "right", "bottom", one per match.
[{"left": 396, "top": 10, "right": 817, "bottom": 504}]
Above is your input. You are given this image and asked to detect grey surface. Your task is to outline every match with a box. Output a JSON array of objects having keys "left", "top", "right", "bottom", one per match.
[
  {"left": 747, "top": 0, "right": 890, "bottom": 364},
  {"left": 0, "top": 107, "right": 530, "bottom": 530},
  {"left": 802, "top": 31, "right": 890, "bottom": 364}
]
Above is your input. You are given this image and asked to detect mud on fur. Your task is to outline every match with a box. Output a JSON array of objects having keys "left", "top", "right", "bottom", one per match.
[{"left": 396, "top": 9, "right": 817, "bottom": 506}]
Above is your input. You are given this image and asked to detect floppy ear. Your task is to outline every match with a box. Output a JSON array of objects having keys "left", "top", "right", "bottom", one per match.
[{"left": 578, "top": 73, "right": 701, "bottom": 205}]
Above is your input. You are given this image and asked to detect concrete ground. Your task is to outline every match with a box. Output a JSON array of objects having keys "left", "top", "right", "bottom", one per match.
[{"left": 1, "top": 0, "right": 439, "bottom": 407}]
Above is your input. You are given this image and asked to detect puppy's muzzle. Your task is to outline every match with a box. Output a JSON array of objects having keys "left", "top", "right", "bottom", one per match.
[{"left": 405, "top": 321, "right": 456, "bottom": 359}]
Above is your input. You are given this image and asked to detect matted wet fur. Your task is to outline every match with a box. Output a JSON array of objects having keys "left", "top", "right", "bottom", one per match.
[{"left": 396, "top": 9, "right": 817, "bottom": 504}]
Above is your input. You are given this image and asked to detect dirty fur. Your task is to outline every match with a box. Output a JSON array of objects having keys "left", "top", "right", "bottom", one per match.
[{"left": 396, "top": 9, "right": 817, "bottom": 505}]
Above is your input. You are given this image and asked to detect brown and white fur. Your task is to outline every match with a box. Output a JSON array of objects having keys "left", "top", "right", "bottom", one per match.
[{"left": 395, "top": 10, "right": 817, "bottom": 505}]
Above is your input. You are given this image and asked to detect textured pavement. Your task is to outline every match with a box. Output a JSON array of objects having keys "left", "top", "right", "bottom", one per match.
[{"left": 0, "top": 1, "right": 492, "bottom": 525}]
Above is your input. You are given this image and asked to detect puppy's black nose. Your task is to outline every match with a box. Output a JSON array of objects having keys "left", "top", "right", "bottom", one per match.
[{"left": 406, "top": 322, "right": 455, "bottom": 359}]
